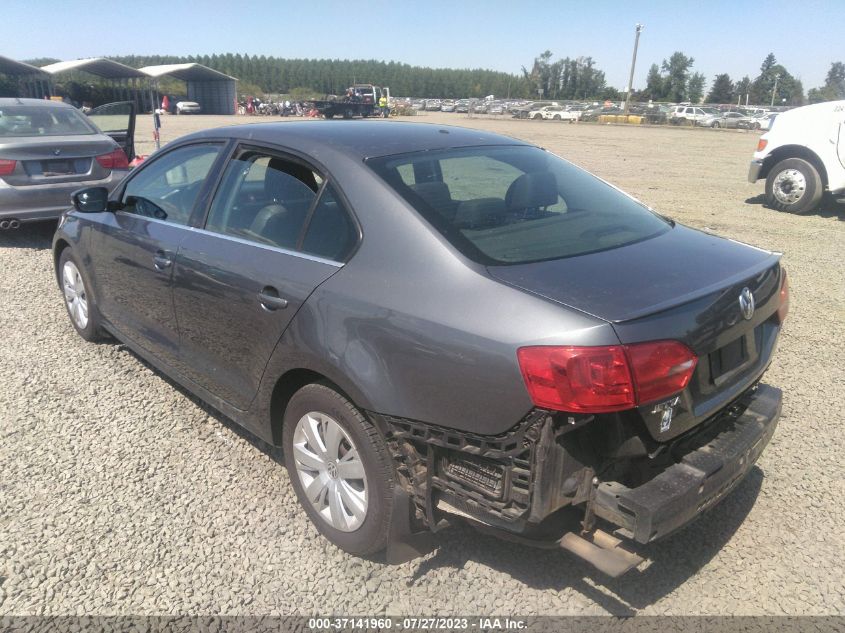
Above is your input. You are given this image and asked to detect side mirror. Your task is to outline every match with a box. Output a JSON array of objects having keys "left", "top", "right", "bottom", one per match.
[{"left": 71, "top": 187, "right": 110, "bottom": 213}]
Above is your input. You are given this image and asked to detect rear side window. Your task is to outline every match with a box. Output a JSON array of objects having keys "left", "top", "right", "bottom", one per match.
[
  {"left": 204, "top": 149, "right": 356, "bottom": 261},
  {"left": 0, "top": 105, "right": 96, "bottom": 137},
  {"left": 368, "top": 145, "right": 670, "bottom": 265},
  {"left": 205, "top": 149, "right": 321, "bottom": 251}
]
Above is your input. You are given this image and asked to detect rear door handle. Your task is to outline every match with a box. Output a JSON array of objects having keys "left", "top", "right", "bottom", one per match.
[
  {"left": 258, "top": 287, "right": 289, "bottom": 311},
  {"left": 153, "top": 250, "right": 172, "bottom": 271}
]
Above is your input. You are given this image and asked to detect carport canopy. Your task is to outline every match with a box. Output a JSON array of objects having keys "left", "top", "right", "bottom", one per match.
[
  {"left": 137, "top": 63, "right": 236, "bottom": 82},
  {"left": 139, "top": 63, "right": 237, "bottom": 114},
  {"left": 0, "top": 55, "right": 50, "bottom": 77},
  {"left": 40, "top": 57, "right": 147, "bottom": 79}
]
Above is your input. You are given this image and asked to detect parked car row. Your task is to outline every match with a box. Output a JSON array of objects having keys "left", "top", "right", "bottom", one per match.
[{"left": 400, "top": 96, "right": 784, "bottom": 131}]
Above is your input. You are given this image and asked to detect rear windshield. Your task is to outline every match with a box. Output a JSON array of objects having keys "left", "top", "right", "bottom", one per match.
[
  {"left": 0, "top": 105, "right": 97, "bottom": 138},
  {"left": 367, "top": 145, "right": 670, "bottom": 265}
]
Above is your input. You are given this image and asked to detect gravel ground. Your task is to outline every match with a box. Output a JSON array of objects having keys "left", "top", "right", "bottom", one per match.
[{"left": 1, "top": 114, "right": 844, "bottom": 617}]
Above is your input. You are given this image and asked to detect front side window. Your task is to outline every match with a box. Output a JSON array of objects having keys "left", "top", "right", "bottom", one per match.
[
  {"left": 121, "top": 143, "right": 221, "bottom": 225},
  {"left": 368, "top": 145, "right": 670, "bottom": 265},
  {"left": 205, "top": 150, "right": 320, "bottom": 250}
]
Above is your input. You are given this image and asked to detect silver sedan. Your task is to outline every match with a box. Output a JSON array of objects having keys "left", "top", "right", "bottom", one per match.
[{"left": 0, "top": 99, "right": 132, "bottom": 228}]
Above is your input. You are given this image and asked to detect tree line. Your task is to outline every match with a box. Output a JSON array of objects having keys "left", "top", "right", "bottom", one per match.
[
  {"left": 10, "top": 52, "right": 844, "bottom": 105},
  {"left": 639, "top": 52, "right": 843, "bottom": 106},
  {"left": 103, "top": 54, "right": 533, "bottom": 100}
]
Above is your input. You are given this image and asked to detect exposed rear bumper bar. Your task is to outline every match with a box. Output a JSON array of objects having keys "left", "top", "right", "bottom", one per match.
[{"left": 593, "top": 383, "right": 781, "bottom": 544}]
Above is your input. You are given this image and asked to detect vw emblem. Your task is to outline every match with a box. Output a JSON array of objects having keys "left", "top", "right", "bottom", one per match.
[
  {"left": 53, "top": 148, "right": 62, "bottom": 156},
  {"left": 738, "top": 287, "right": 755, "bottom": 320}
]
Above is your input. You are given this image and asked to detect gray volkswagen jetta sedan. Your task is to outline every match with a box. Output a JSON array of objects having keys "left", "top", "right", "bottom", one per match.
[{"left": 53, "top": 121, "right": 787, "bottom": 575}]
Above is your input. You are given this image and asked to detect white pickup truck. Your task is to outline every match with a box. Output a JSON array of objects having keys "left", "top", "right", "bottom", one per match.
[{"left": 748, "top": 100, "right": 845, "bottom": 214}]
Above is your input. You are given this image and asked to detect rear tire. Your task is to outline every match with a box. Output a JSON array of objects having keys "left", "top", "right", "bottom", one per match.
[
  {"left": 283, "top": 383, "right": 394, "bottom": 556},
  {"left": 713, "top": 122, "right": 720, "bottom": 128},
  {"left": 765, "top": 158, "right": 823, "bottom": 214},
  {"left": 58, "top": 248, "right": 105, "bottom": 342}
]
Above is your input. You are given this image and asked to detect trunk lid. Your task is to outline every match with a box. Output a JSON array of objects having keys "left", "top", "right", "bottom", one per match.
[
  {"left": 488, "top": 225, "right": 784, "bottom": 440},
  {"left": 0, "top": 135, "right": 117, "bottom": 186}
]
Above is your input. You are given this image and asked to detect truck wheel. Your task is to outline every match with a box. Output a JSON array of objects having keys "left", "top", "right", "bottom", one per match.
[
  {"left": 765, "top": 158, "right": 823, "bottom": 214},
  {"left": 283, "top": 383, "right": 394, "bottom": 556}
]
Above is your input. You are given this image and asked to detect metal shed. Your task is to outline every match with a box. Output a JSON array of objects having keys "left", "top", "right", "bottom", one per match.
[
  {"left": 139, "top": 63, "right": 237, "bottom": 114},
  {"left": 40, "top": 57, "right": 151, "bottom": 111},
  {"left": 0, "top": 55, "right": 51, "bottom": 98}
]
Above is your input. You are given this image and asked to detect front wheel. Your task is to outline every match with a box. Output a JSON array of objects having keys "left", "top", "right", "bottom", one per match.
[
  {"left": 765, "top": 158, "right": 823, "bottom": 214},
  {"left": 58, "top": 248, "right": 105, "bottom": 342},
  {"left": 283, "top": 383, "right": 395, "bottom": 555},
  {"left": 713, "top": 122, "right": 720, "bottom": 128}
]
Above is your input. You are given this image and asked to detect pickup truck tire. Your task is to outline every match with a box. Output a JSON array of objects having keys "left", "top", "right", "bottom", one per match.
[
  {"left": 283, "top": 383, "right": 394, "bottom": 556},
  {"left": 765, "top": 158, "right": 823, "bottom": 214}
]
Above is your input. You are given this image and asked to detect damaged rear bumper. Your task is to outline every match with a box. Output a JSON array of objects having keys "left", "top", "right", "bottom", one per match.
[
  {"left": 376, "top": 382, "right": 781, "bottom": 572},
  {"left": 593, "top": 383, "right": 781, "bottom": 543}
]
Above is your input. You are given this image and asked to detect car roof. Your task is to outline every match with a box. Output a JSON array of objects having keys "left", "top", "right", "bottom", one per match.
[
  {"left": 0, "top": 97, "right": 76, "bottom": 110},
  {"left": 187, "top": 121, "right": 530, "bottom": 159}
]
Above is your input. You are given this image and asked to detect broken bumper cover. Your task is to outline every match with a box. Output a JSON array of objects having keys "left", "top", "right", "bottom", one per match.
[
  {"left": 593, "top": 384, "right": 781, "bottom": 544},
  {"left": 748, "top": 159, "right": 764, "bottom": 183}
]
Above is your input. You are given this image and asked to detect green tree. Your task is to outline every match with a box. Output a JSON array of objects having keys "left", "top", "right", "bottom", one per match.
[
  {"left": 749, "top": 54, "right": 804, "bottom": 106},
  {"left": 735, "top": 75, "right": 752, "bottom": 105},
  {"left": 807, "top": 61, "right": 845, "bottom": 103},
  {"left": 706, "top": 73, "right": 734, "bottom": 104},
  {"left": 661, "top": 52, "right": 695, "bottom": 102},
  {"left": 688, "top": 72, "right": 706, "bottom": 103},
  {"left": 642, "top": 63, "right": 664, "bottom": 100}
]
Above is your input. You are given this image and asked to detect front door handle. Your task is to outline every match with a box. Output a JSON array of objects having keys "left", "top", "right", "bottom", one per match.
[
  {"left": 153, "top": 250, "right": 172, "bottom": 271},
  {"left": 258, "top": 287, "right": 289, "bottom": 311}
]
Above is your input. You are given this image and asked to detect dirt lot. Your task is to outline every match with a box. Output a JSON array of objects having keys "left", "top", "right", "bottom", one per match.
[{"left": 1, "top": 113, "right": 844, "bottom": 617}]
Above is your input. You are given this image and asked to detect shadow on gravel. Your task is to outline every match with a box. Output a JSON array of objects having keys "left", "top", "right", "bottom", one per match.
[
  {"left": 406, "top": 468, "right": 764, "bottom": 615},
  {"left": 112, "top": 343, "right": 764, "bottom": 615},
  {"left": 0, "top": 221, "right": 56, "bottom": 249},
  {"left": 744, "top": 194, "right": 845, "bottom": 219}
]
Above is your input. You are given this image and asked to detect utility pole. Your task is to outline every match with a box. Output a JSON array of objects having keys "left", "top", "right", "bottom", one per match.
[
  {"left": 770, "top": 73, "right": 780, "bottom": 107},
  {"left": 623, "top": 23, "right": 644, "bottom": 115}
]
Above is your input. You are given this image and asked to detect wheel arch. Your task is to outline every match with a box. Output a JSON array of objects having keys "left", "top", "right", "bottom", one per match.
[
  {"left": 761, "top": 145, "right": 829, "bottom": 189},
  {"left": 53, "top": 239, "right": 72, "bottom": 286},
  {"left": 267, "top": 366, "right": 375, "bottom": 447}
]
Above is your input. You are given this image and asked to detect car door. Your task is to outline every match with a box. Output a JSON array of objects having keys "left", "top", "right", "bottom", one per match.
[
  {"left": 171, "top": 145, "right": 358, "bottom": 409},
  {"left": 88, "top": 142, "right": 224, "bottom": 366},
  {"left": 87, "top": 101, "right": 136, "bottom": 161}
]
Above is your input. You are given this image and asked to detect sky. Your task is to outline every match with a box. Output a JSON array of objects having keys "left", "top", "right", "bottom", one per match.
[{"left": 2, "top": 0, "right": 840, "bottom": 93}]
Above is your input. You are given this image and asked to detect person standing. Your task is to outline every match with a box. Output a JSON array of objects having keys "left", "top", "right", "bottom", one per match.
[{"left": 378, "top": 93, "right": 389, "bottom": 118}]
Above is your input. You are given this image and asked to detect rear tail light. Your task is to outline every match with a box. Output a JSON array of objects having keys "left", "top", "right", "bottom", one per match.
[
  {"left": 0, "top": 159, "right": 16, "bottom": 176},
  {"left": 777, "top": 268, "right": 789, "bottom": 324},
  {"left": 756, "top": 139, "right": 768, "bottom": 152},
  {"left": 517, "top": 340, "right": 698, "bottom": 413},
  {"left": 95, "top": 148, "right": 129, "bottom": 170}
]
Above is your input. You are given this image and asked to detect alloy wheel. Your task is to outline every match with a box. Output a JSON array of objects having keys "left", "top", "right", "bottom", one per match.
[{"left": 62, "top": 261, "right": 89, "bottom": 330}]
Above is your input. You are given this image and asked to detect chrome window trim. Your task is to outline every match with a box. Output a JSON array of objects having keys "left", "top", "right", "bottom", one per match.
[{"left": 113, "top": 211, "right": 344, "bottom": 268}]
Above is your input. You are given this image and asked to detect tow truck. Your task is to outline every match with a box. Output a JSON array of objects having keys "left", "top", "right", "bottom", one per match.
[{"left": 312, "top": 84, "right": 390, "bottom": 119}]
